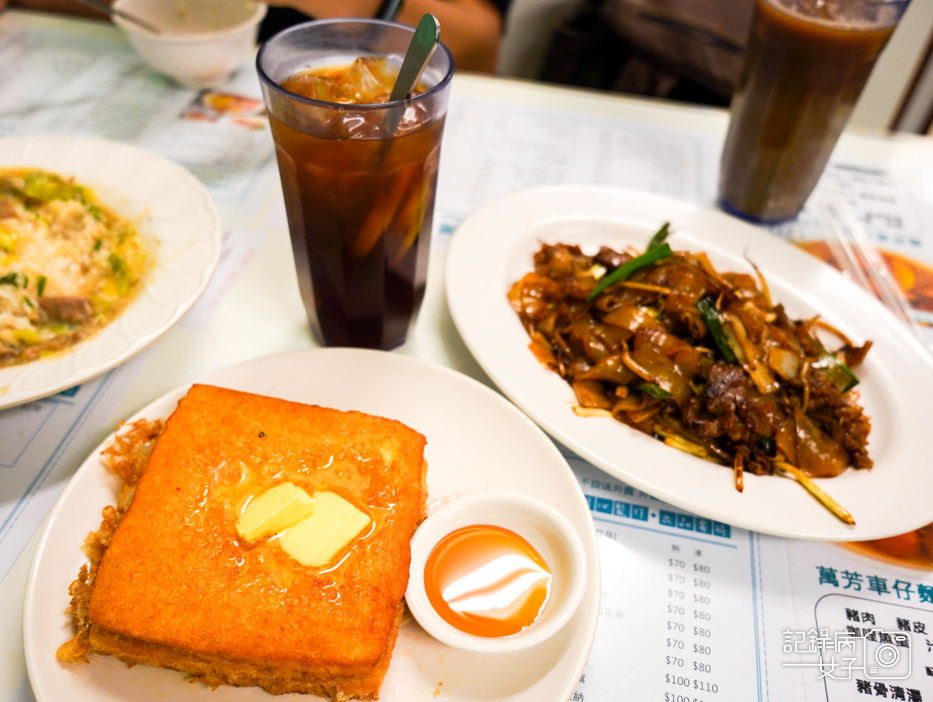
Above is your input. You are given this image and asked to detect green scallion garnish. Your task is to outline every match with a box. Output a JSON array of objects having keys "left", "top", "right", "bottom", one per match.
[
  {"left": 636, "top": 383, "right": 673, "bottom": 399},
  {"left": 646, "top": 221, "right": 671, "bottom": 250},
  {"left": 697, "top": 297, "right": 737, "bottom": 364},
  {"left": 586, "top": 241, "right": 674, "bottom": 302}
]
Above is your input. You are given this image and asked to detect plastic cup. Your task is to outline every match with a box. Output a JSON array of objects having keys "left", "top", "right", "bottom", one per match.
[
  {"left": 718, "top": 0, "right": 910, "bottom": 224},
  {"left": 257, "top": 19, "right": 454, "bottom": 349}
]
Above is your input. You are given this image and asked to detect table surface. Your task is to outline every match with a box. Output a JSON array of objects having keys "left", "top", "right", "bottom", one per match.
[{"left": 3, "top": 9, "right": 933, "bottom": 702}]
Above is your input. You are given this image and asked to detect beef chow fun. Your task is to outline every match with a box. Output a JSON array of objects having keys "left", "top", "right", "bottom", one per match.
[{"left": 508, "top": 223, "right": 872, "bottom": 524}]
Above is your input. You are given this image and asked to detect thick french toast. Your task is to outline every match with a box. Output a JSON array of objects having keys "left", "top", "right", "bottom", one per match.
[{"left": 65, "top": 384, "right": 428, "bottom": 700}]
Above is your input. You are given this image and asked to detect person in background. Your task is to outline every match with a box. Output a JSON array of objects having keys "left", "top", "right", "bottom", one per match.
[
  {"left": 0, "top": 0, "right": 106, "bottom": 15},
  {"left": 260, "top": 0, "right": 509, "bottom": 73},
  {"left": 0, "top": 0, "right": 510, "bottom": 73},
  {"left": 539, "top": 0, "right": 753, "bottom": 106}
]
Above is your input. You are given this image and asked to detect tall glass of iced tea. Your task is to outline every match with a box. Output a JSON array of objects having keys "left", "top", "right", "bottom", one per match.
[
  {"left": 257, "top": 19, "right": 453, "bottom": 349},
  {"left": 718, "top": 0, "right": 910, "bottom": 224}
]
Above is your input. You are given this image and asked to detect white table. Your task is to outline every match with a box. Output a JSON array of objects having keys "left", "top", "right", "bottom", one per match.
[{"left": 3, "top": 10, "right": 933, "bottom": 702}]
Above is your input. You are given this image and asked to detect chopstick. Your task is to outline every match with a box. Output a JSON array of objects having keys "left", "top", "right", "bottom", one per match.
[{"left": 816, "top": 197, "right": 923, "bottom": 339}]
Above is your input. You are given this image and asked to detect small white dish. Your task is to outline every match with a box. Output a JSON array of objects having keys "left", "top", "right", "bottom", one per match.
[
  {"left": 406, "top": 492, "right": 587, "bottom": 654},
  {"left": 112, "top": 0, "right": 267, "bottom": 89}
]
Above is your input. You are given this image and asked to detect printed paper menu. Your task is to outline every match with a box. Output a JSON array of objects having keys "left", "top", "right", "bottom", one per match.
[
  {"left": 569, "top": 447, "right": 933, "bottom": 702},
  {"left": 784, "top": 538, "right": 933, "bottom": 701},
  {"left": 568, "top": 452, "right": 801, "bottom": 701}
]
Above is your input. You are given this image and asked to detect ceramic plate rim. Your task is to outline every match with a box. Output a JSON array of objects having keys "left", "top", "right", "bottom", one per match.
[
  {"left": 23, "top": 348, "right": 600, "bottom": 702},
  {"left": 0, "top": 134, "right": 222, "bottom": 409},
  {"left": 445, "top": 184, "right": 933, "bottom": 541}
]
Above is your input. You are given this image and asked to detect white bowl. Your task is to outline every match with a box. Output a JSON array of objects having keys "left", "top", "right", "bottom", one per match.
[
  {"left": 112, "top": 0, "right": 267, "bottom": 89},
  {"left": 406, "top": 492, "right": 587, "bottom": 653}
]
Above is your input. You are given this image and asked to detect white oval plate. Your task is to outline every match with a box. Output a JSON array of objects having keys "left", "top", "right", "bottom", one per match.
[
  {"left": 0, "top": 134, "right": 222, "bottom": 408},
  {"left": 445, "top": 184, "right": 933, "bottom": 541},
  {"left": 24, "top": 348, "right": 600, "bottom": 702}
]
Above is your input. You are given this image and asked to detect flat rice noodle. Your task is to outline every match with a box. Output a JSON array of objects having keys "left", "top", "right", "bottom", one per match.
[
  {"left": 767, "top": 346, "right": 802, "bottom": 381},
  {"left": 627, "top": 405, "right": 661, "bottom": 425},
  {"left": 507, "top": 274, "right": 558, "bottom": 320},
  {"left": 535, "top": 310, "right": 558, "bottom": 337},
  {"left": 592, "top": 321, "right": 631, "bottom": 353},
  {"left": 528, "top": 331, "right": 558, "bottom": 369},
  {"left": 612, "top": 404, "right": 656, "bottom": 434},
  {"left": 641, "top": 263, "right": 716, "bottom": 339},
  {"left": 576, "top": 353, "right": 638, "bottom": 385},
  {"left": 611, "top": 392, "right": 654, "bottom": 414},
  {"left": 723, "top": 272, "right": 762, "bottom": 297},
  {"left": 689, "top": 253, "right": 734, "bottom": 292},
  {"left": 642, "top": 259, "right": 712, "bottom": 295},
  {"left": 662, "top": 293, "right": 708, "bottom": 340},
  {"left": 536, "top": 243, "right": 582, "bottom": 277},
  {"left": 640, "top": 327, "right": 703, "bottom": 379},
  {"left": 571, "top": 317, "right": 628, "bottom": 362},
  {"left": 572, "top": 379, "right": 614, "bottom": 409},
  {"left": 567, "top": 355, "right": 592, "bottom": 376},
  {"left": 731, "top": 301, "right": 769, "bottom": 342},
  {"left": 793, "top": 407, "right": 849, "bottom": 478},
  {"left": 630, "top": 336, "right": 691, "bottom": 406},
  {"left": 601, "top": 305, "right": 661, "bottom": 334},
  {"left": 591, "top": 287, "right": 644, "bottom": 313}
]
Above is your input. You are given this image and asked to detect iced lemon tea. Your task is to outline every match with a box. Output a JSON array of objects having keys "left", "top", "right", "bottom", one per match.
[{"left": 257, "top": 21, "right": 453, "bottom": 349}]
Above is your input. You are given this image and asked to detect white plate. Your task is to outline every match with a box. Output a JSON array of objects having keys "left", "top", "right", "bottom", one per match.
[
  {"left": 445, "top": 184, "right": 933, "bottom": 541},
  {"left": 0, "top": 134, "right": 222, "bottom": 408},
  {"left": 23, "top": 348, "right": 600, "bottom": 702}
]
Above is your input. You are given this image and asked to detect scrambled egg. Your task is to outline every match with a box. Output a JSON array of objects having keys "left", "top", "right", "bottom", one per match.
[{"left": 0, "top": 169, "right": 147, "bottom": 368}]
